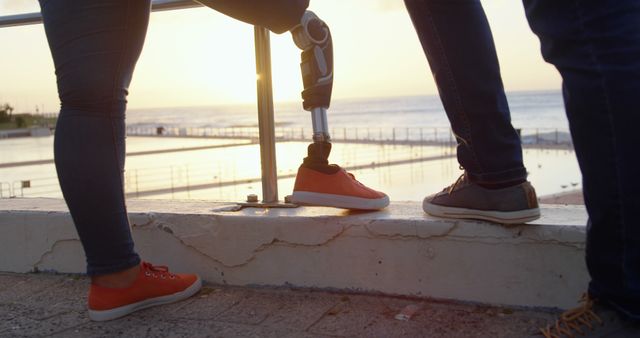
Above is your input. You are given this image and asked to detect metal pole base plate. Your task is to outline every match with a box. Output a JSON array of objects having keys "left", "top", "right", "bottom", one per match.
[{"left": 236, "top": 201, "right": 299, "bottom": 209}]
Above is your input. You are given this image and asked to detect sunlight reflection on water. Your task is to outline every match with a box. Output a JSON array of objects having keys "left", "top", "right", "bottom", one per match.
[{"left": 0, "top": 136, "right": 580, "bottom": 202}]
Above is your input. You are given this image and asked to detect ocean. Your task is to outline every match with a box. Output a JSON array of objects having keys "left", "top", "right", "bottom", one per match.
[
  {"left": 1, "top": 90, "right": 580, "bottom": 202},
  {"left": 125, "top": 90, "right": 570, "bottom": 131}
]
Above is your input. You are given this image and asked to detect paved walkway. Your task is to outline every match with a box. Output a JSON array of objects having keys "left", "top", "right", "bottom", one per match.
[{"left": 0, "top": 272, "right": 560, "bottom": 337}]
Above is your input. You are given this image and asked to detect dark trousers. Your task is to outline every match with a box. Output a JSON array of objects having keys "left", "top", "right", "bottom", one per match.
[
  {"left": 39, "top": 0, "right": 308, "bottom": 276},
  {"left": 406, "top": 0, "right": 640, "bottom": 319},
  {"left": 524, "top": 0, "right": 640, "bottom": 319},
  {"left": 404, "top": 0, "right": 527, "bottom": 186}
]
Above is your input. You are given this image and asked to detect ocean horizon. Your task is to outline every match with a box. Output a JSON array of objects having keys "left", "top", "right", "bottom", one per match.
[{"left": 125, "top": 90, "right": 569, "bottom": 131}]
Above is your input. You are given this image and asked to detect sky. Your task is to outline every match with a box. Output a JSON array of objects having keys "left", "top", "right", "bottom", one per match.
[{"left": 0, "top": 0, "right": 561, "bottom": 113}]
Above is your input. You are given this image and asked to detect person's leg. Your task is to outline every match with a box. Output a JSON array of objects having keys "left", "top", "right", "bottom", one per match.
[
  {"left": 196, "top": 0, "right": 309, "bottom": 34},
  {"left": 40, "top": 0, "right": 147, "bottom": 278},
  {"left": 199, "top": 0, "right": 389, "bottom": 210},
  {"left": 404, "top": 0, "right": 539, "bottom": 224},
  {"left": 523, "top": 0, "right": 640, "bottom": 331},
  {"left": 404, "top": 0, "right": 525, "bottom": 185},
  {"left": 40, "top": 0, "right": 200, "bottom": 321}
]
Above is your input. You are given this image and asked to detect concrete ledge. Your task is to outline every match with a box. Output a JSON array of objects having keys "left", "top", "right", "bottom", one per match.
[{"left": 0, "top": 198, "right": 588, "bottom": 309}]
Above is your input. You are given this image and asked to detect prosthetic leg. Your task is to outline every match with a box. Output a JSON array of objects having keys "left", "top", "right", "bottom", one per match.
[
  {"left": 288, "top": 11, "right": 388, "bottom": 210},
  {"left": 196, "top": 1, "right": 389, "bottom": 209},
  {"left": 290, "top": 11, "right": 335, "bottom": 174}
]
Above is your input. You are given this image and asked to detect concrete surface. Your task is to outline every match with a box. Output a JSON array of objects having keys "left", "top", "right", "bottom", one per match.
[
  {"left": 0, "top": 198, "right": 589, "bottom": 309},
  {"left": 0, "top": 272, "right": 560, "bottom": 338},
  {"left": 539, "top": 190, "right": 584, "bottom": 205}
]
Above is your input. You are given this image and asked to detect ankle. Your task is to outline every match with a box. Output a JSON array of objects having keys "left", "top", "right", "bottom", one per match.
[
  {"left": 91, "top": 264, "right": 140, "bottom": 288},
  {"left": 300, "top": 162, "right": 340, "bottom": 174},
  {"left": 477, "top": 178, "right": 526, "bottom": 190}
]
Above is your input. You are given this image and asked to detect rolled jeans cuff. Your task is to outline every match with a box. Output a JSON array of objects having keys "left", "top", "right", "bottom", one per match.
[{"left": 466, "top": 166, "right": 528, "bottom": 185}]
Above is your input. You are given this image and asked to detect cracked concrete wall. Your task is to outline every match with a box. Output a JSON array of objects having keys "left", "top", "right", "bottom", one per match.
[{"left": 0, "top": 198, "right": 589, "bottom": 309}]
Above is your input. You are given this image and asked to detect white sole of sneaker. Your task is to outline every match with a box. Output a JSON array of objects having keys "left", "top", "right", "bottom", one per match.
[
  {"left": 292, "top": 191, "right": 389, "bottom": 210},
  {"left": 88, "top": 276, "right": 202, "bottom": 322},
  {"left": 423, "top": 200, "right": 541, "bottom": 224}
]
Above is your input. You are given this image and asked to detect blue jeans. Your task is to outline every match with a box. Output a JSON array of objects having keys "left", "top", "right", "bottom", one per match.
[
  {"left": 40, "top": 0, "right": 151, "bottom": 276},
  {"left": 39, "top": 0, "right": 308, "bottom": 276},
  {"left": 523, "top": 0, "right": 640, "bottom": 320},
  {"left": 404, "top": 0, "right": 527, "bottom": 186},
  {"left": 406, "top": 0, "right": 640, "bottom": 319}
]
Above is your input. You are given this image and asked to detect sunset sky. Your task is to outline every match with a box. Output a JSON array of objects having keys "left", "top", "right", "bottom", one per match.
[{"left": 0, "top": 0, "right": 560, "bottom": 113}]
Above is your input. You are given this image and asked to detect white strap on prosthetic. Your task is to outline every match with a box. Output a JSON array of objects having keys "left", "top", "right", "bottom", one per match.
[{"left": 292, "top": 11, "right": 331, "bottom": 142}]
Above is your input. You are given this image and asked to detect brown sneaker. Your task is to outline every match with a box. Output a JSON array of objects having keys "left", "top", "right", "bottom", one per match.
[
  {"left": 540, "top": 293, "right": 640, "bottom": 338},
  {"left": 422, "top": 172, "right": 540, "bottom": 224}
]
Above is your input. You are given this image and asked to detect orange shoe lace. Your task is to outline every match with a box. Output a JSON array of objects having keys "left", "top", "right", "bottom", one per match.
[
  {"left": 141, "top": 262, "right": 177, "bottom": 280},
  {"left": 540, "top": 293, "right": 604, "bottom": 338}
]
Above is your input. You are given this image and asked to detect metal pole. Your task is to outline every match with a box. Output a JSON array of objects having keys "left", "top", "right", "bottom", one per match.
[
  {"left": 0, "top": 0, "right": 201, "bottom": 28},
  {"left": 186, "top": 165, "right": 191, "bottom": 198},
  {"left": 254, "top": 26, "right": 278, "bottom": 203}
]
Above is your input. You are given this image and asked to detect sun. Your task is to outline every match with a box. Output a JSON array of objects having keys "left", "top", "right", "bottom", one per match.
[{"left": 129, "top": 9, "right": 304, "bottom": 108}]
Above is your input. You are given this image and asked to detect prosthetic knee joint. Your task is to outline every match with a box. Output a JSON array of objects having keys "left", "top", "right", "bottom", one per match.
[{"left": 291, "top": 11, "right": 333, "bottom": 143}]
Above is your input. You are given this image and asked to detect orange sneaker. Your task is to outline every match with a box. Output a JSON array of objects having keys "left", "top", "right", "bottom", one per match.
[
  {"left": 88, "top": 262, "right": 201, "bottom": 321},
  {"left": 291, "top": 166, "right": 389, "bottom": 210}
]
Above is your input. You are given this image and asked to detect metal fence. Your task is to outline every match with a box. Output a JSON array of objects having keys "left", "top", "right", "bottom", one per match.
[{"left": 126, "top": 125, "right": 573, "bottom": 146}]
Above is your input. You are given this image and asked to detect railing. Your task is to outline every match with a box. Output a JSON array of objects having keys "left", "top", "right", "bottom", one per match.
[
  {"left": 125, "top": 125, "right": 573, "bottom": 146},
  {"left": 0, "top": 0, "right": 283, "bottom": 204},
  {"left": 0, "top": 180, "right": 44, "bottom": 199},
  {"left": 0, "top": 0, "right": 201, "bottom": 27}
]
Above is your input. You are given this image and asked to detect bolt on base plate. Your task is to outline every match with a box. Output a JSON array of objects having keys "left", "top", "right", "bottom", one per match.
[
  {"left": 236, "top": 201, "right": 299, "bottom": 209},
  {"left": 236, "top": 194, "right": 298, "bottom": 209}
]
